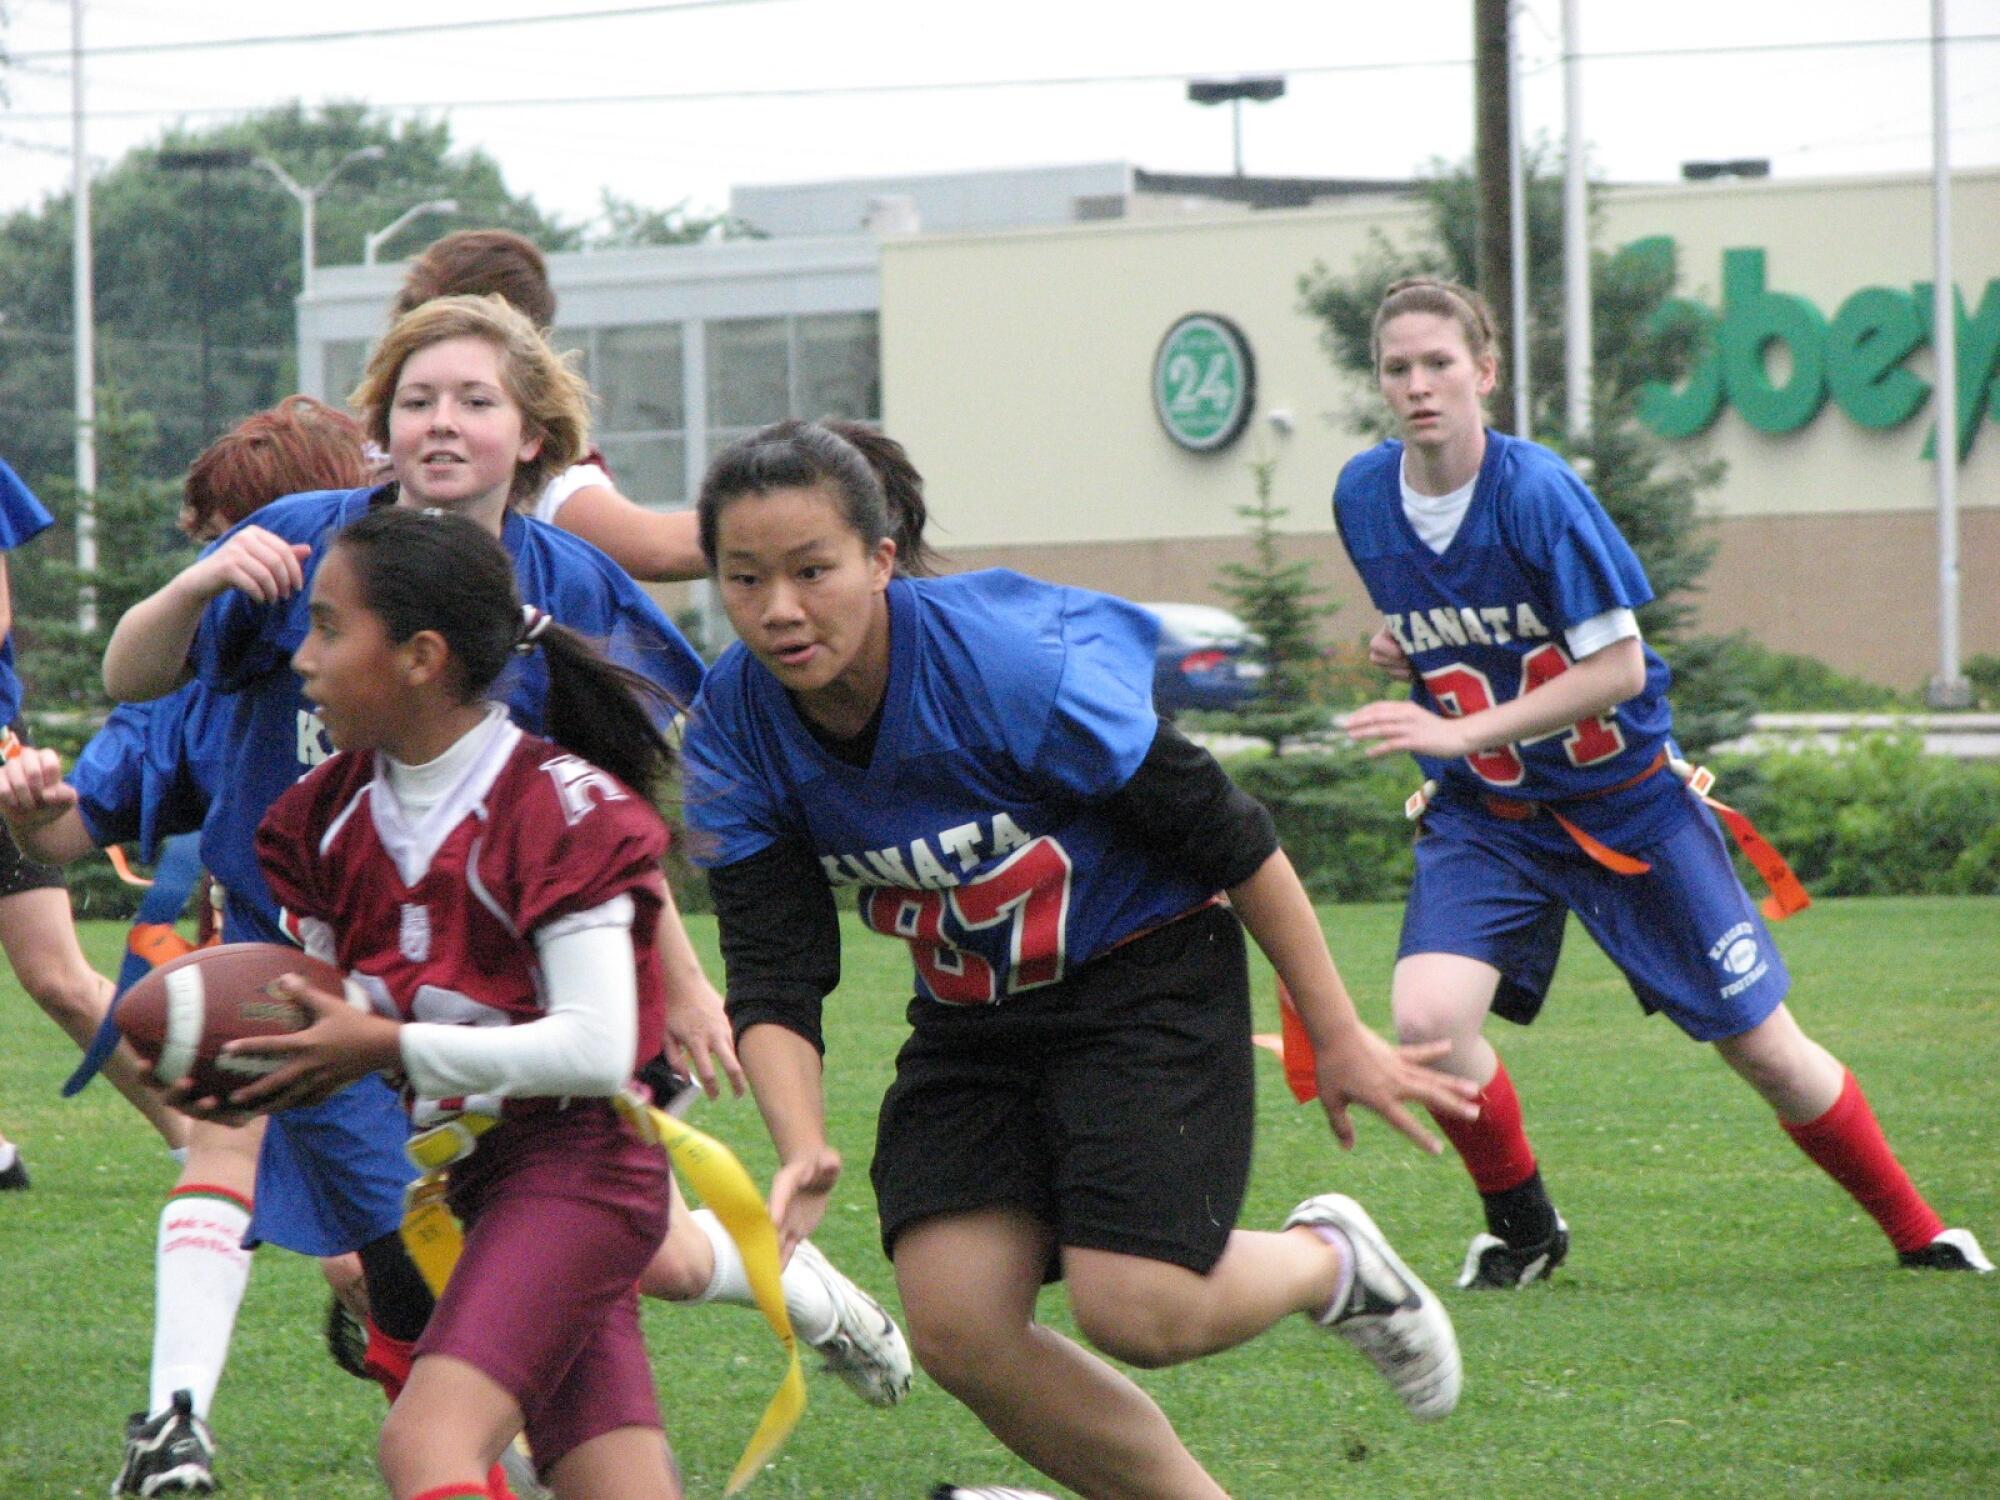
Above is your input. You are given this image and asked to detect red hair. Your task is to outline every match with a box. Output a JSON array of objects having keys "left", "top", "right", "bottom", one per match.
[{"left": 182, "top": 396, "right": 367, "bottom": 534}]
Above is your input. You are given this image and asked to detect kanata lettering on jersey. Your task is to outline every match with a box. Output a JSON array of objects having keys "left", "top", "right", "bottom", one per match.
[
  {"left": 1385, "top": 602, "right": 1553, "bottom": 657},
  {"left": 818, "top": 811, "right": 1034, "bottom": 889},
  {"left": 1631, "top": 237, "right": 2000, "bottom": 461}
]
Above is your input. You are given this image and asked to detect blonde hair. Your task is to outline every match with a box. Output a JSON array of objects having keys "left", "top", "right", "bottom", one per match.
[
  {"left": 349, "top": 294, "right": 588, "bottom": 504},
  {"left": 1371, "top": 276, "right": 1501, "bottom": 370}
]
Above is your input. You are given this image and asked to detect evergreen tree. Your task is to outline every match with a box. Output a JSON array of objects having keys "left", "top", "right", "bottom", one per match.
[
  {"left": 14, "top": 387, "right": 191, "bottom": 721},
  {"left": 1204, "top": 455, "right": 1338, "bottom": 756},
  {"left": 1297, "top": 160, "right": 1753, "bottom": 752}
]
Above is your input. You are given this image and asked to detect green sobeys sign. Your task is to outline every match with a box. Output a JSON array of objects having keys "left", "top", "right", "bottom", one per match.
[
  {"left": 1154, "top": 313, "right": 1256, "bottom": 452},
  {"left": 1635, "top": 237, "right": 2000, "bottom": 460}
]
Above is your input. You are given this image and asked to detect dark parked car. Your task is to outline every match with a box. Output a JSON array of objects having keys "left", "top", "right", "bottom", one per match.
[{"left": 1140, "top": 602, "right": 1266, "bottom": 717}]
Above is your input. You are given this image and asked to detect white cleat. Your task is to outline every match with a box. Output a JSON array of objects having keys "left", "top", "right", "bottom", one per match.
[
  {"left": 930, "top": 1487, "right": 1060, "bottom": 1499},
  {"left": 1286, "top": 1193, "right": 1462, "bottom": 1422},
  {"left": 1457, "top": 1217, "right": 1569, "bottom": 1290},
  {"left": 1899, "top": 1227, "right": 1994, "bottom": 1273},
  {"left": 789, "top": 1238, "right": 913, "bottom": 1406}
]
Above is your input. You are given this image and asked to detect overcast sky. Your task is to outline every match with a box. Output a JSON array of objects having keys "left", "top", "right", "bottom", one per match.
[{"left": 2, "top": 0, "right": 1998, "bottom": 235}]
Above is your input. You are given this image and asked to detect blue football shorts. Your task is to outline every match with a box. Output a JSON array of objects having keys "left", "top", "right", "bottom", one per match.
[
  {"left": 247, "top": 1072, "right": 413, "bottom": 1255},
  {"left": 1398, "top": 796, "right": 1789, "bottom": 1042}
]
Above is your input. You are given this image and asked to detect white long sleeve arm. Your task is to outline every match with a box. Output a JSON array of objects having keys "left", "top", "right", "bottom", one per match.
[{"left": 397, "top": 897, "right": 640, "bottom": 1100}]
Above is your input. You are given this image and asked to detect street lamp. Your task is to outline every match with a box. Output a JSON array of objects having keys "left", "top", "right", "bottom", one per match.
[
  {"left": 254, "top": 144, "right": 387, "bottom": 295},
  {"left": 1187, "top": 75, "right": 1286, "bottom": 176},
  {"left": 364, "top": 199, "right": 459, "bottom": 266}
]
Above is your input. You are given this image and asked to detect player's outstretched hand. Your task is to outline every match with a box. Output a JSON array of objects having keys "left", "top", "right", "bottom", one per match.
[
  {"left": 662, "top": 967, "right": 746, "bottom": 1101},
  {"left": 1313, "top": 1025, "right": 1479, "bottom": 1156},
  {"left": 0, "top": 746, "right": 77, "bottom": 831},
  {"left": 1345, "top": 698, "right": 1472, "bottom": 760},
  {"left": 1368, "top": 623, "right": 1414, "bottom": 682},
  {"left": 187, "top": 526, "right": 312, "bottom": 606},
  {"left": 768, "top": 1145, "right": 842, "bottom": 1262},
  {"left": 214, "top": 974, "right": 403, "bottom": 1115}
]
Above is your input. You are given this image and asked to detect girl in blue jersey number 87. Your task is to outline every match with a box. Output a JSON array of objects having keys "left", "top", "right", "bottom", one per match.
[
  {"left": 1337, "top": 276, "right": 1989, "bottom": 1284},
  {"left": 684, "top": 420, "right": 1482, "bottom": 1500}
]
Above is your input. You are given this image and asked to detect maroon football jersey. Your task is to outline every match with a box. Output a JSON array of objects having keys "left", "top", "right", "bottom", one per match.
[{"left": 257, "top": 720, "right": 668, "bottom": 1117}]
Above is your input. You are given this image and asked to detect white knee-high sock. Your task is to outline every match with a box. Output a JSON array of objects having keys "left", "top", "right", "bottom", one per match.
[
  {"left": 688, "top": 1207, "right": 838, "bottom": 1343},
  {"left": 150, "top": 1188, "right": 253, "bottom": 1420}
]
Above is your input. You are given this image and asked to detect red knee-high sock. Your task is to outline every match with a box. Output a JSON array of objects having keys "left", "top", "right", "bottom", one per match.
[
  {"left": 1782, "top": 1070, "right": 1943, "bottom": 1254},
  {"left": 407, "top": 1486, "right": 491, "bottom": 1500},
  {"left": 363, "top": 1318, "right": 416, "bottom": 1405},
  {"left": 1430, "top": 1058, "right": 1538, "bottom": 1193}
]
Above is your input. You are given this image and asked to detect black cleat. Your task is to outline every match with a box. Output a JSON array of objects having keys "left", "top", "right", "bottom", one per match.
[
  {"left": 0, "top": 1154, "right": 28, "bottom": 1191},
  {"left": 1457, "top": 1217, "right": 1570, "bottom": 1289},
  {"left": 324, "top": 1294, "right": 372, "bottom": 1381},
  {"left": 111, "top": 1389, "right": 215, "bottom": 1496},
  {"left": 1898, "top": 1228, "right": 1993, "bottom": 1273}
]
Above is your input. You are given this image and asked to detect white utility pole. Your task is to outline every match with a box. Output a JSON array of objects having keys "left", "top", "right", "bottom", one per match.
[
  {"left": 70, "top": 0, "right": 96, "bottom": 632},
  {"left": 1562, "top": 0, "right": 1592, "bottom": 443},
  {"left": 1507, "top": 1, "right": 1531, "bottom": 439},
  {"left": 1928, "top": 0, "right": 1968, "bottom": 707}
]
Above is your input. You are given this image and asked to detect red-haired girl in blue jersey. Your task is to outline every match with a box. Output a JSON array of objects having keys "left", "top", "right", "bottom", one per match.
[
  {"left": 684, "top": 419, "right": 1482, "bottom": 1499},
  {"left": 1333, "top": 276, "right": 1988, "bottom": 1284}
]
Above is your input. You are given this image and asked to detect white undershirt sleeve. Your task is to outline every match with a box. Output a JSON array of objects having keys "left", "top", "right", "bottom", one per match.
[
  {"left": 532, "top": 463, "right": 612, "bottom": 526},
  {"left": 397, "top": 895, "right": 639, "bottom": 1099},
  {"left": 1565, "top": 607, "right": 1641, "bottom": 661}
]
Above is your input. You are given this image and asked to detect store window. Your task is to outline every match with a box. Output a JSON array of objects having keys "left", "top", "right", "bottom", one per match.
[
  {"left": 561, "top": 323, "right": 689, "bottom": 511},
  {"left": 707, "top": 313, "right": 881, "bottom": 459}
]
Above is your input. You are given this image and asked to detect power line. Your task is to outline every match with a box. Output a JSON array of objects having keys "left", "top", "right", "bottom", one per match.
[
  {"left": 0, "top": 59, "right": 1471, "bottom": 124},
  {"left": 3, "top": 0, "right": 788, "bottom": 64},
  {"left": 6, "top": 31, "right": 1997, "bottom": 126},
  {"left": 1580, "top": 30, "right": 2000, "bottom": 66}
]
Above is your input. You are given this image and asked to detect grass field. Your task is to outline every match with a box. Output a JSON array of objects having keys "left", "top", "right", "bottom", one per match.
[{"left": 1, "top": 899, "right": 1995, "bottom": 1499}]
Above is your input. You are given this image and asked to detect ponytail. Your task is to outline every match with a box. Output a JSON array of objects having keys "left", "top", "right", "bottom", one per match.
[
  {"left": 820, "top": 420, "right": 938, "bottom": 577},
  {"left": 521, "top": 610, "right": 678, "bottom": 804}
]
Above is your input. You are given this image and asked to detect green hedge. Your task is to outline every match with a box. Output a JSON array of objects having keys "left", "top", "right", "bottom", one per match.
[
  {"left": 1705, "top": 735, "right": 2000, "bottom": 896},
  {"left": 1226, "top": 735, "right": 2000, "bottom": 902}
]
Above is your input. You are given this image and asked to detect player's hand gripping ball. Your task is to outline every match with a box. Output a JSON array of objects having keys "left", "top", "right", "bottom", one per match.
[{"left": 115, "top": 942, "right": 351, "bottom": 1100}]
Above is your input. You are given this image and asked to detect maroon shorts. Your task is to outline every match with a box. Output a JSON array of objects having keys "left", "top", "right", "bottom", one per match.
[{"left": 423, "top": 1100, "right": 671, "bottom": 1475}]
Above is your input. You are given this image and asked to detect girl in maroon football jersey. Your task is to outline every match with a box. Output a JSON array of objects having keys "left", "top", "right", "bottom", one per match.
[{"left": 226, "top": 506, "right": 687, "bottom": 1500}]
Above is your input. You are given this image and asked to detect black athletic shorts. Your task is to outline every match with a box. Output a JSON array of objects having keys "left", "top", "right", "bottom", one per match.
[
  {"left": 871, "top": 902, "right": 1254, "bottom": 1279},
  {"left": 0, "top": 728, "right": 63, "bottom": 898}
]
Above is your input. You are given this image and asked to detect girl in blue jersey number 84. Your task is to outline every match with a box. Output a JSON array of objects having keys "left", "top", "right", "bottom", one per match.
[
  {"left": 1337, "top": 276, "right": 1989, "bottom": 1284},
  {"left": 684, "top": 420, "right": 1481, "bottom": 1500}
]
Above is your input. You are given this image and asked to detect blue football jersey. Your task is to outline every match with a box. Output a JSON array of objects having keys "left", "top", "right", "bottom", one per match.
[
  {"left": 1334, "top": 432, "right": 1684, "bottom": 848},
  {"left": 0, "top": 457, "right": 56, "bottom": 729},
  {"left": 187, "top": 486, "right": 706, "bottom": 944},
  {"left": 72, "top": 682, "right": 231, "bottom": 864},
  {"left": 684, "top": 571, "right": 1212, "bottom": 1006}
]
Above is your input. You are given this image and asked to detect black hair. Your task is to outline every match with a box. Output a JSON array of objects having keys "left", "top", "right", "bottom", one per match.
[
  {"left": 695, "top": 418, "right": 937, "bottom": 576},
  {"left": 330, "top": 508, "right": 677, "bottom": 802}
]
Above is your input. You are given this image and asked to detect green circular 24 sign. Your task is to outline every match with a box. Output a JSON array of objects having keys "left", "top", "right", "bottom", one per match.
[{"left": 1153, "top": 313, "right": 1256, "bottom": 452}]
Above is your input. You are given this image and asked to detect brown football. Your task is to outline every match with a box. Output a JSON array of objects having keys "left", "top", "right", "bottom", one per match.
[{"left": 116, "top": 942, "right": 346, "bottom": 1100}]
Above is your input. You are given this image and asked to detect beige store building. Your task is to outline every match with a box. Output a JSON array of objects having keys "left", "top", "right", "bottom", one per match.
[{"left": 880, "top": 169, "right": 2000, "bottom": 689}]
